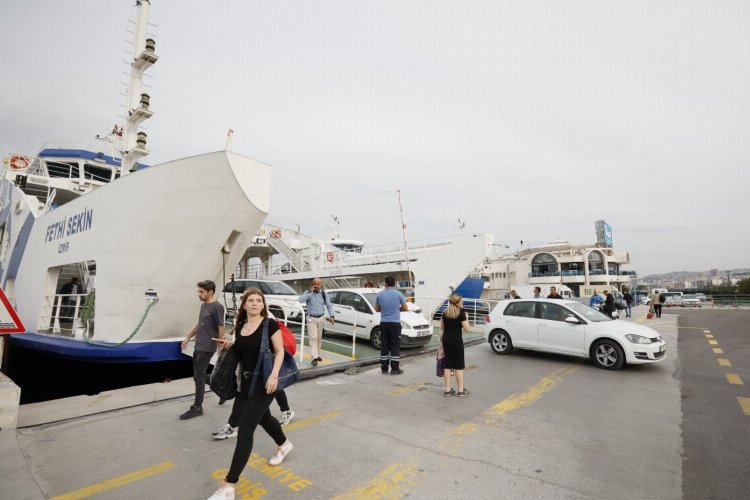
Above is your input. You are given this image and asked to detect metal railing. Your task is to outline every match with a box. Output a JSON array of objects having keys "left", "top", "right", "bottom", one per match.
[{"left": 38, "top": 293, "right": 90, "bottom": 336}]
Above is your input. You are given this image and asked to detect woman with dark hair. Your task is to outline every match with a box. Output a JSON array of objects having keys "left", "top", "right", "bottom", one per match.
[
  {"left": 208, "top": 288, "right": 292, "bottom": 500},
  {"left": 441, "top": 294, "right": 471, "bottom": 397}
]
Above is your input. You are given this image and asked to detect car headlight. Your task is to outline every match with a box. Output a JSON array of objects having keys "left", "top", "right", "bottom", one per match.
[
  {"left": 625, "top": 334, "right": 652, "bottom": 344},
  {"left": 401, "top": 321, "right": 410, "bottom": 329}
]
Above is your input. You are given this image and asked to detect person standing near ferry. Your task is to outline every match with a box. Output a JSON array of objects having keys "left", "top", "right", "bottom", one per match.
[
  {"left": 376, "top": 276, "right": 408, "bottom": 375},
  {"left": 180, "top": 280, "right": 225, "bottom": 420},
  {"left": 441, "top": 294, "right": 471, "bottom": 397},
  {"left": 298, "top": 278, "right": 335, "bottom": 366}
]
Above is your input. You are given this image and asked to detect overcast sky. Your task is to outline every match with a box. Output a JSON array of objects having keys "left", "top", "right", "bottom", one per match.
[{"left": 2, "top": 1, "right": 748, "bottom": 276}]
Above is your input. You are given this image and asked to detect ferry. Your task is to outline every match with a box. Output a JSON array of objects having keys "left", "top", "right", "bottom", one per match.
[{"left": 1, "top": 0, "right": 271, "bottom": 363}]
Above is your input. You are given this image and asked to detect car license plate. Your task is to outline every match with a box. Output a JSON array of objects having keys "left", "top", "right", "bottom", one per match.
[{"left": 659, "top": 345, "right": 666, "bottom": 352}]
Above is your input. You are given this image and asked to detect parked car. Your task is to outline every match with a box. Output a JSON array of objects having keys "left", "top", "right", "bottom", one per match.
[
  {"left": 483, "top": 299, "right": 667, "bottom": 370},
  {"left": 432, "top": 298, "right": 491, "bottom": 324},
  {"left": 639, "top": 296, "right": 651, "bottom": 305},
  {"left": 682, "top": 294, "right": 702, "bottom": 307},
  {"left": 695, "top": 293, "right": 709, "bottom": 303},
  {"left": 661, "top": 292, "right": 684, "bottom": 307},
  {"left": 221, "top": 279, "right": 303, "bottom": 321},
  {"left": 324, "top": 288, "right": 433, "bottom": 348}
]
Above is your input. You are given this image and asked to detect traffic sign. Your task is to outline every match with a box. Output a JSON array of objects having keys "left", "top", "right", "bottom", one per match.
[{"left": 0, "top": 287, "right": 25, "bottom": 333}]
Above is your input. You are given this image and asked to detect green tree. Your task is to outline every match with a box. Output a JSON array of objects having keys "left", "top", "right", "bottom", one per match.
[{"left": 738, "top": 277, "right": 750, "bottom": 294}]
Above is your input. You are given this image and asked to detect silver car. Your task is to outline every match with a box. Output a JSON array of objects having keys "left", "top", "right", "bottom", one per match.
[{"left": 682, "top": 294, "right": 701, "bottom": 307}]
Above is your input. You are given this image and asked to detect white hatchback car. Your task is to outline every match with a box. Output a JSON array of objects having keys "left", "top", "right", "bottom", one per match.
[
  {"left": 484, "top": 299, "right": 667, "bottom": 370},
  {"left": 324, "top": 288, "right": 433, "bottom": 348}
]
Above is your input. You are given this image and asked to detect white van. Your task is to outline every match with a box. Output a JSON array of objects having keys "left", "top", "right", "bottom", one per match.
[{"left": 660, "top": 291, "right": 684, "bottom": 307}]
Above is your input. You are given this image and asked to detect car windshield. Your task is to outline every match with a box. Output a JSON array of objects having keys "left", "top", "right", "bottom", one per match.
[
  {"left": 362, "top": 293, "right": 379, "bottom": 308},
  {"left": 683, "top": 294, "right": 697, "bottom": 299},
  {"left": 259, "top": 282, "right": 297, "bottom": 295},
  {"left": 565, "top": 302, "right": 612, "bottom": 322}
]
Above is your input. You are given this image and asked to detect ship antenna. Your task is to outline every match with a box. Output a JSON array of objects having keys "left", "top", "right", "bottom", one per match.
[
  {"left": 121, "top": 0, "right": 158, "bottom": 175},
  {"left": 397, "top": 189, "right": 413, "bottom": 295}
]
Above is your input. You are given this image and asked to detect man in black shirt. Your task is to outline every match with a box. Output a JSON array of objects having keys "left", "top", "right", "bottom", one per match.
[{"left": 547, "top": 286, "right": 563, "bottom": 299}]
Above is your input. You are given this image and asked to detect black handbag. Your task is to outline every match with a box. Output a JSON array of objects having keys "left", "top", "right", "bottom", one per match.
[
  {"left": 248, "top": 319, "right": 300, "bottom": 395},
  {"left": 209, "top": 344, "right": 239, "bottom": 401}
]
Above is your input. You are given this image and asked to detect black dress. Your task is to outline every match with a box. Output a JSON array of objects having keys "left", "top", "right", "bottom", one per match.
[{"left": 442, "top": 309, "right": 466, "bottom": 370}]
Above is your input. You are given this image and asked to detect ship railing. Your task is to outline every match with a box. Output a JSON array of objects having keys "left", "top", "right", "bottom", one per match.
[{"left": 38, "top": 293, "right": 91, "bottom": 337}]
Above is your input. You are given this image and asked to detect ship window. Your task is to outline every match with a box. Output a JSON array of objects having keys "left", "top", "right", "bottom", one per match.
[
  {"left": 83, "top": 164, "right": 113, "bottom": 183},
  {"left": 46, "top": 161, "right": 80, "bottom": 179}
]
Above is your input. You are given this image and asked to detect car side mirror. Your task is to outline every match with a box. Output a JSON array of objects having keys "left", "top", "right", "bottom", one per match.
[{"left": 564, "top": 316, "right": 580, "bottom": 324}]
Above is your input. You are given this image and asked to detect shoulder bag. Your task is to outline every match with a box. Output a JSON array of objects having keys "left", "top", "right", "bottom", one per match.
[
  {"left": 248, "top": 319, "right": 300, "bottom": 394},
  {"left": 209, "top": 341, "right": 239, "bottom": 401}
]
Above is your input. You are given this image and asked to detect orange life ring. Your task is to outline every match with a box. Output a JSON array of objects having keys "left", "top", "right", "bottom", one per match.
[
  {"left": 326, "top": 252, "right": 334, "bottom": 263},
  {"left": 9, "top": 155, "right": 30, "bottom": 170},
  {"left": 270, "top": 228, "right": 281, "bottom": 239}
]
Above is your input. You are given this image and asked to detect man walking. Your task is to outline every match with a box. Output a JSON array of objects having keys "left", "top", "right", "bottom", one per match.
[
  {"left": 299, "top": 278, "right": 335, "bottom": 366},
  {"left": 180, "top": 280, "right": 225, "bottom": 420},
  {"left": 533, "top": 286, "right": 542, "bottom": 298},
  {"left": 547, "top": 286, "right": 563, "bottom": 299},
  {"left": 623, "top": 287, "right": 634, "bottom": 318},
  {"left": 375, "top": 276, "right": 408, "bottom": 375},
  {"left": 589, "top": 290, "right": 603, "bottom": 308},
  {"left": 651, "top": 290, "right": 663, "bottom": 318}
]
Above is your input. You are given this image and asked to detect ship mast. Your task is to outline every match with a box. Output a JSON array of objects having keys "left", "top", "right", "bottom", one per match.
[{"left": 121, "top": 0, "right": 158, "bottom": 175}]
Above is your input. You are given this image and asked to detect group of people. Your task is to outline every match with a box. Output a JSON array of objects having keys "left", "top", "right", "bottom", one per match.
[
  {"left": 181, "top": 276, "right": 430, "bottom": 500},
  {"left": 588, "top": 287, "right": 635, "bottom": 318},
  {"left": 509, "top": 286, "right": 563, "bottom": 300}
]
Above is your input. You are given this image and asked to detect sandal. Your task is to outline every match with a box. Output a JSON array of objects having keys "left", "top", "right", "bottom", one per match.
[{"left": 443, "top": 388, "right": 456, "bottom": 397}]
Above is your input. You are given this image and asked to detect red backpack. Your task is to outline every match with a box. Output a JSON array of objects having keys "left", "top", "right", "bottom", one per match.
[{"left": 277, "top": 321, "right": 297, "bottom": 355}]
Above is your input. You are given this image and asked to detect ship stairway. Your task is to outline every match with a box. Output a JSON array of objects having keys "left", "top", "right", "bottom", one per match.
[
  {"left": 324, "top": 277, "right": 357, "bottom": 289},
  {"left": 266, "top": 231, "right": 312, "bottom": 273}
]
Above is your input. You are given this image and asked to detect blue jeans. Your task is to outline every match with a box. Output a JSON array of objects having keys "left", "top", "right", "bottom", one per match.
[{"left": 626, "top": 304, "right": 632, "bottom": 317}]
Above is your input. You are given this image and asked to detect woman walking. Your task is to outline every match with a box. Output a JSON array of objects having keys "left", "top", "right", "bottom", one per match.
[
  {"left": 441, "top": 294, "right": 471, "bottom": 397},
  {"left": 208, "top": 288, "right": 293, "bottom": 500}
]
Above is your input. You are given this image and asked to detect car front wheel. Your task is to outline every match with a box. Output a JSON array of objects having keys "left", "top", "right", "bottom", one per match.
[
  {"left": 370, "top": 327, "right": 382, "bottom": 349},
  {"left": 592, "top": 340, "right": 625, "bottom": 370},
  {"left": 489, "top": 330, "right": 513, "bottom": 355}
]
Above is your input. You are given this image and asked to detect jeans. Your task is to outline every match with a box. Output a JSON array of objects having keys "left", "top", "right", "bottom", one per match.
[
  {"left": 626, "top": 304, "right": 632, "bottom": 317},
  {"left": 225, "top": 384, "right": 287, "bottom": 484},
  {"left": 380, "top": 322, "right": 402, "bottom": 372},
  {"left": 227, "top": 389, "right": 289, "bottom": 428},
  {"left": 192, "top": 350, "right": 214, "bottom": 407}
]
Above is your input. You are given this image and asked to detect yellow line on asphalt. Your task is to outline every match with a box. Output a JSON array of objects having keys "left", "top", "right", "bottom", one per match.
[
  {"left": 485, "top": 364, "right": 581, "bottom": 417},
  {"left": 704, "top": 330, "right": 711, "bottom": 333},
  {"left": 331, "top": 462, "right": 424, "bottom": 500},
  {"left": 726, "top": 374, "right": 744, "bottom": 385},
  {"left": 708, "top": 340, "right": 718, "bottom": 345},
  {"left": 389, "top": 383, "right": 425, "bottom": 396},
  {"left": 738, "top": 397, "right": 750, "bottom": 416},
  {"left": 705, "top": 334, "right": 714, "bottom": 339},
  {"left": 51, "top": 461, "right": 176, "bottom": 500},
  {"left": 283, "top": 409, "right": 342, "bottom": 432},
  {"left": 713, "top": 348, "right": 724, "bottom": 354},
  {"left": 718, "top": 359, "right": 732, "bottom": 367}
]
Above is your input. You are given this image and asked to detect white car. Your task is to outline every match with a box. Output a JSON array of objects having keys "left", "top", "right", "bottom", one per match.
[
  {"left": 682, "top": 294, "right": 702, "bottom": 307},
  {"left": 639, "top": 296, "right": 651, "bottom": 305},
  {"left": 325, "top": 288, "right": 433, "bottom": 348},
  {"left": 483, "top": 299, "right": 667, "bottom": 370},
  {"left": 221, "top": 279, "right": 303, "bottom": 321}
]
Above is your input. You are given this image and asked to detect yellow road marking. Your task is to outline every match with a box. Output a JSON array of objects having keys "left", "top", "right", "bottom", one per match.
[
  {"left": 635, "top": 316, "right": 647, "bottom": 324},
  {"left": 738, "top": 397, "right": 750, "bottom": 416},
  {"left": 718, "top": 358, "right": 732, "bottom": 367},
  {"left": 705, "top": 334, "right": 714, "bottom": 339},
  {"left": 337, "top": 364, "right": 580, "bottom": 498},
  {"left": 712, "top": 348, "right": 724, "bottom": 354},
  {"left": 708, "top": 340, "right": 718, "bottom": 345},
  {"left": 331, "top": 462, "right": 424, "bottom": 500},
  {"left": 389, "top": 383, "right": 425, "bottom": 396},
  {"left": 704, "top": 330, "right": 711, "bottom": 334},
  {"left": 726, "top": 374, "right": 744, "bottom": 385},
  {"left": 51, "top": 461, "right": 175, "bottom": 500},
  {"left": 486, "top": 364, "right": 581, "bottom": 417},
  {"left": 283, "top": 409, "right": 341, "bottom": 432}
]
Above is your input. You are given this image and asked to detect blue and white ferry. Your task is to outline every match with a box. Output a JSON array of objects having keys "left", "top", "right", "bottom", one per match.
[{"left": 1, "top": 1, "right": 271, "bottom": 363}]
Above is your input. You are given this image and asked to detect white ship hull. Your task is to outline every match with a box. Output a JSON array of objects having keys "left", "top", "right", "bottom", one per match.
[{"left": 2, "top": 151, "right": 270, "bottom": 362}]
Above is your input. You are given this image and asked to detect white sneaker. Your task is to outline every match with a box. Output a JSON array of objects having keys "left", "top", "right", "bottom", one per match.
[
  {"left": 269, "top": 440, "right": 293, "bottom": 466},
  {"left": 212, "top": 424, "right": 238, "bottom": 440},
  {"left": 278, "top": 410, "right": 295, "bottom": 426},
  {"left": 207, "top": 482, "right": 235, "bottom": 500}
]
